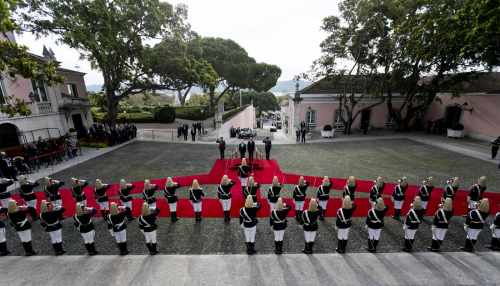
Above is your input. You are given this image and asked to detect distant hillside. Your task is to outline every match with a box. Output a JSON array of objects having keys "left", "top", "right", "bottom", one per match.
[
  {"left": 86, "top": 84, "right": 102, "bottom": 93},
  {"left": 270, "top": 80, "right": 312, "bottom": 94}
]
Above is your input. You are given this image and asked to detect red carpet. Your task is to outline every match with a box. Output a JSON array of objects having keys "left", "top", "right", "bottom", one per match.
[{"left": 11, "top": 159, "right": 500, "bottom": 218}]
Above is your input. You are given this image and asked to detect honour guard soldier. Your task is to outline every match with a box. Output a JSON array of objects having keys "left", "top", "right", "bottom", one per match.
[
  {"left": 94, "top": 179, "right": 111, "bottom": 218},
  {"left": 244, "top": 176, "right": 259, "bottom": 203},
  {"left": 238, "top": 158, "right": 251, "bottom": 188},
  {"left": 143, "top": 179, "right": 159, "bottom": 209},
  {"left": 293, "top": 176, "right": 309, "bottom": 224},
  {"left": 316, "top": 176, "right": 332, "bottom": 221},
  {"left": 392, "top": 177, "right": 408, "bottom": 221},
  {"left": 402, "top": 196, "right": 424, "bottom": 252},
  {"left": 369, "top": 177, "right": 385, "bottom": 206},
  {"left": 365, "top": 197, "right": 388, "bottom": 253},
  {"left": 270, "top": 198, "right": 291, "bottom": 254},
  {"left": 428, "top": 198, "right": 453, "bottom": 252},
  {"left": 18, "top": 175, "right": 39, "bottom": 220},
  {"left": 71, "top": 178, "right": 88, "bottom": 206},
  {"left": 418, "top": 177, "right": 434, "bottom": 213},
  {"left": 335, "top": 196, "right": 356, "bottom": 254},
  {"left": 0, "top": 206, "right": 10, "bottom": 256},
  {"left": 44, "top": 177, "right": 64, "bottom": 209},
  {"left": 217, "top": 175, "right": 235, "bottom": 223},
  {"left": 7, "top": 200, "right": 37, "bottom": 256},
  {"left": 343, "top": 176, "right": 356, "bottom": 201},
  {"left": 138, "top": 202, "right": 160, "bottom": 255},
  {"left": 108, "top": 202, "right": 129, "bottom": 255},
  {"left": 468, "top": 176, "right": 487, "bottom": 211},
  {"left": 119, "top": 179, "right": 135, "bottom": 221},
  {"left": 189, "top": 179, "right": 205, "bottom": 222},
  {"left": 39, "top": 200, "right": 66, "bottom": 255},
  {"left": 461, "top": 198, "right": 490, "bottom": 252},
  {"left": 443, "top": 177, "right": 459, "bottom": 201},
  {"left": 74, "top": 203, "right": 98, "bottom": 255},
  {"left": 267, "top": 176, "right": 282, "bottom": 211},
  {"left": 487, "top": 210, "right": 500, "bottom": 251},
  {"left": 238, "top": 141, "right": 247, "bottom": 158},
  {"left": 164, "top": 177, "right": 181, "bottom": 222},
  {"left": 240, "top": 195, "right": 260, "bottom": 255},
  {"left": 0, "top": 177, "right": 14, "bottom": 207},
  {"left": 302, "top": 198, "right": 320, "bottom": 254}
]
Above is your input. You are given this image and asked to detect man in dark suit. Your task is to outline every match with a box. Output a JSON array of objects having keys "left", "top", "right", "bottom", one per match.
[
  {"left": 238, "top": 141, "right": 247, "bottom": 159},
  {"left": 247, "top": 139, "right": 255, "bottom": 162},
  {"left": 263, "top": 137, "right": 272, "bottom": 160},
  {"left": 300, "top": 128, "right": 307, "bottom": 144},
  {"left": 217, "top": 137, "right": 226, "bottom": 159}
]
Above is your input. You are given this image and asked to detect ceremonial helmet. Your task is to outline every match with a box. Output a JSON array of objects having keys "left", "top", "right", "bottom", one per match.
[
  {"left": 298, "top": 176, "right": 305, "bottom": 186},
  {"left": 308, "top": 198, "right": 318, "bottom": 212},
  {"left": 95, "top": 179, "right": 104, "bottom": 189},
  {"left": 375, "top": 176, "right": 385, "bottom": 187},
  {"left": 375, "top": 197, "right": 385, "bottom": 211},
  {"left": 276, "top": 197, "right": 284, "bottom": 210},
  {"left": 342, "top": 196, "right": 352, "bottom": 209},
  {"left": 141, "top": 202, "right": 150, "bottom": 216},
  {"left": 347, "top": 176, "right": 356, "bottom": 187},
  {"left": 191, "top": 179, "right": 200, "bottom": 189},
  {"left": 221, "top": 175, "right": 230, "bottom": 185},
  {"left": 272, "top": 176, "right": 280, "bottom": 186},
  {"left": 166, "top": 177, "right": 175, "bottom": 187},
  {"left": 144, "top": 179, "right": 152, "bottom": 189},
  {"left": 478, "top": 176, "right": 487, "bottom": 187},
  {"left": 399, "top": 176, "right": 408, "bottom": 187},
  {"left": 425, "top": 177, "right": 433, "bottom": 186},
  {"left": 478, "top": 198, "right": 490, "bottom": 213},
  {"left": 241, "top": 158, "right": 247, "bottom": 166},
  {"left": 244, "top": 195, "right": 254, "bottom": 208},
  {"left": 7, "top": 200, "right": 18, "bottom": 213},
  {"left": 412, "top": 196, "right": 422, "bottom": 210},
  {"left": 322, "top": 176, "right": 330, "bottom": 186},
  {"left": 110, "top": 202, "right": 119, "bottom": 215}
]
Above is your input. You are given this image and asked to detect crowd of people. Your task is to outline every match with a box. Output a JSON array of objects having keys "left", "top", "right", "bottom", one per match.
[
  {"left": 0, "top": 161, "right": 499, "bottom": 257},
  {"left": 177, "top": 122, "right": 205, "bottom": 142},
  {"left": 296, "top": 121, "right": 308, "bottom": 143},
  {"left": 88, "top": 123, "right": 137, "bottom": 146}
]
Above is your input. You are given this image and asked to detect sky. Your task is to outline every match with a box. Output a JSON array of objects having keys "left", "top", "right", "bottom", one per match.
[{"left": 16, "top": 0, "right": 340, "bottom": 86}]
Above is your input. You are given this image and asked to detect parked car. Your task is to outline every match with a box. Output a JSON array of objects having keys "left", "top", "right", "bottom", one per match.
[{"left": 238, "top": 128, "right": 257, "bottom": 139}]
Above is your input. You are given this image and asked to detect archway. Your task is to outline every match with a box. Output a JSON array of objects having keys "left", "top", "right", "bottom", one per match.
[{"left": 0, "top": 123, "right": 20, "bottom": 149}]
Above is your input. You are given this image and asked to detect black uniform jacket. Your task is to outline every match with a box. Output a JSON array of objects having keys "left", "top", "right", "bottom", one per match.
[
  {"left": 143, "top": 185, "right": 159, "bottom": 204},
  {"left": 138, "top": 209, "right": 160, "bottom": 232},
  {"left": 120, "top": 184, "right": 135, "bottom": 202},
  {"left": 468, "top": 184, "right": 486, "bottom": 202},
  {"left": 164, "top": 183, "right": 180, "bottom": 203},
  {"left": 94, "top": 184, "right": 111, "bottom": 203},
  {"left": 418, "top": 185, "right": 433, "bottom": 202},
  {"left": 8, "top": 209, "right": 32, "bottom": 231},
  {"left": 316, "top": 183, "right": 331, "bottom": 201},
  {"left": 369, "top": 183, "right": 384, "bottom": 203},
  {"left": 270, "top": 206, "right": 291, "bottom": 230},
  {"left": 365, "top": 206, "right": 388, "bottom": 229},
  {"left": 293, "top": 182, "right": 309, "bottom": 201},
  {"left": 74, "top": 209, "right": 96, "bottom": 233},
  {"left": 189, "top": 188, "right": 204, "bottom": 202},
  {"left": 45, "top": 181, "right": 64, "bottom": 201},
  {"left": 0, "top": 180, "right": 14, "bottom": 199},
  {"left": 217, "top": 181, "right": 235, "bottom": 200},
  {"left": 72, "top": 182, "right": 89, "bottom": 202},
  {"left": 336, "top": 205, "right": 357, "bottom": 229},
  {"left": 433, "top": 209, "right": 453, "bottom": 229},
  {"left": 404, "top": 208, "right": 425, "bottom": 230},
  {"left": 302, "top": 210, "right": 319, "bottom": 231},
  {"left": 40, "top": 208, "right": 65, "bottom": 232},
  {"left": 443, "top": 184, "right": 458, "bottom": 200},
  {"left": 267, "top": 185, "right": 282, "bottom": 203},
  {"left": 243, "top": 183, "right": 259, "bottom": 201},
  {"left": 20, "top": 181, "right": 39, "bottom": 202},
  {"left": 343, "top": 184, "right": 356, "bottom": 200},
  {"left": 109, "top": 212, "right": 127, "bottom": 232},
  {"left": 392, "top": 184, "right": 407, "bottom": 201},
  {"left": 238, "top": 165, "right": 250, "bottom": 178},
  {"left": 240, "top": 205, "right": 260, "bottom": 228},
  {"left": 466, "top": 209, "right": 489, "bottom": 229}
]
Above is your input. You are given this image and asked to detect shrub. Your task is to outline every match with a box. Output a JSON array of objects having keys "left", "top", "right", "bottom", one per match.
[
  {"left": 153, "top": 106, "right": 176, "bottom": 123},
  {"left": 117, "top": 112, "right": 154, "bottom": 123},
  {"left": 323, "top": 125, "right": 333, "bottom": 131},
  {"left": 222, "top": 105, "right": 249, "bottom": 122},
  {"left": 175, "top": 106, "right": 213, "bottom": 120}
]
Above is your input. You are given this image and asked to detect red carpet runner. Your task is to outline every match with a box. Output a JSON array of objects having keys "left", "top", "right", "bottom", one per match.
[{"left": 11, "top": 159, "right": 500, "bottom": 218}]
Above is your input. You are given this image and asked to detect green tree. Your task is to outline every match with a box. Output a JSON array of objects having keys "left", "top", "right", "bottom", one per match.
[
  {"left": 225, "top": 90, "right": 279, "bottom": 116},
  {"left": 186, "top": 93, "right": 209, "bottom": 106},
  {"left": 23, "top": 0, "right": 187, "bottom": 126}
]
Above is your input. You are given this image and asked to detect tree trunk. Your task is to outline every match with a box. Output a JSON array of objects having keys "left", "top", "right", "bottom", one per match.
[
  {"left": 208, "top": 87, "right": 216, "bottom": 113},
  {"left": 106, "top": 92, "right": 119, "bottom": 128}
]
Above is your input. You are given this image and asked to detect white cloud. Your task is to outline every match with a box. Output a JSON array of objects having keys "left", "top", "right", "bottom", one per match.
[{"left": 16, "top": 0, "right": 339, "bottom": 85}]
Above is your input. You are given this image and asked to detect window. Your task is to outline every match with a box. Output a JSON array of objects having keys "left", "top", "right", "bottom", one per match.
[
  {"left": 66, "top": 83, "right": 79, "bottom": 97},
  {"left": 31, "top": 79, "right": 48, "bottom": 102},
  {"left": 306, "top": 109, "right": 316, "bottom": 125},
  {"left": 0, "top": 77, "right": 6, "bottom": 105}
]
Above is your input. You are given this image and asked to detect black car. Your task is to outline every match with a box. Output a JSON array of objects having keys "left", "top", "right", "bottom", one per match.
[{"left": 238, "top": 128, "right": 257, "bottom": 139}]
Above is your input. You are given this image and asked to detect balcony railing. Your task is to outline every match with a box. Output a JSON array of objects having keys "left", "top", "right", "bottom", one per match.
[
  {"left": 60, "top": 93, "right": 90, "bottom": 109},
  {"left": 37, "top": 102, "right": 53, "bottom": 114}
]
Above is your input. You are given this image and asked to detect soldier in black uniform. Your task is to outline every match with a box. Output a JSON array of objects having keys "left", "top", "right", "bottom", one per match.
[
  {"left": 270, "top": 198, "right": 291, "bottom": 254},
  {"left": 240, "top": 195, "right": 260, "bottom": 255},
  {"left": 267, "top": 176, "right": 282, "bottom": 211},
  {"left": 335, "top": 196, "right": 356, "bottom": 254},
  {"left": 119, "top": 179, "right": 135, "bottom": 221},
  {"left": 293, "top": 176, "right": 309, "bottom": 224},
  {"left": 108, "top": 202, "right": 129, "bottom": 255},
  {"left": 243, "top": 176, "right": 259, "bottom": 204},
  {"left": 217, "top": 137, "right": 226, "bottom": 159},
  {"left": 0, "top": 206, "right": 10, "bottom": 256},
  {"left": 238, "top": 141, "right": 247, "bottom": 159},
  {"left": 491, "top": 136, "right": 500, "bottom": 159},
  {"left": 238, "top": 158, "right": 251, "bottom": 189},
  {"left": 7, "top": 200, "right": 37, "bottom": 256},
  {"left": 217, "top": 175, "right": 235, "bottom": 223},
  {"left": 343, "top": 176, "right": 356, "bottom": 201},
  {"left": 189, "top": 179, "right": 205, "bottom": 222},
  {"left": 402, "top": 196, "right": 424, "bottom": 252},
  {"left": 164, "top": 177, "right": 181, "bottom": 222},
  {"left": 365, "top": 197, "right": 388, "bottom": 253},
  {"left": 138, "top": 202, "right": 160, "bottom": 255},
  {"left": 461, "top": 198, "right": 490, "bottom": 252},
  {"left": 391, "top": 177, "right": 408, "bottom": 221},
  {"left": 0, "top": 177, "right": 14, "bottom": 208},
  {"left": 18, "top": 175, "right": 39, "bottom": 220},
  {"left": 316, "top": 176, "right": 332, "bottom": 221},
  {"left": 94, "top": 179, "right": 111, "bottom": 218},
  {"left": 467, "top": 176, "right": 487, "bottom": 211},
  {"left": 428, "top": 198, "right": 453, "bottom": 252},
  {"left": 143, "top": 179, "right": 159, "bottom": 209},
  {"left": 487, "top": 210, "right": 500, "bottom": 251},
  {"left": 302, "top": 198, "right": 319, "bottom": 254},
  {"left": 369, "top": 176, "right": 385, "bottom": 207},
  {"left": 443, "top": 177, "right": 459, "bottom": 201},
  {"left": 39, "top": 200, "right": 66, "bottom": 255},
  {"left": 44, "top": 177, "right": 64, "bottom": 210},
  {"left": 74, "top": 203, "right": 98, "bottom": 255},
  {"left": 247, "top": 139, "right": 255, "bottom": 162},
  {"left": 71, "top": 178, "right": 88, "bottom": 206},
  {"left": 263, "top": 137, "right": 272, "bottom": 160},
  {"left": 418, "top": 177, "right": 434, "bottom": 213}
]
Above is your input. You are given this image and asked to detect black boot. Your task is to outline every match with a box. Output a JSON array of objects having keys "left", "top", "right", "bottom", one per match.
[
  {"left": 309, "top": 242, "right": 314, "bottom": 254},
  {"left": 278, "top": 241, "right": 283, "bottom": 254},
  {"left": 487, "top": 237, "right": 500, "bottom": 251},
  {"left": 54, "top": 242, "right": 65, "bottom": 256},
  {"left": 29, "top": 207, "right": 38, "bottom": 221},
  {"left": 0, "top": 242, "right": 10, "bottom": 256},
  {"left": 297, "top": 211, "right": 303, "bottom": 225},
  {"left": 336, "top": 240, "right": 342, "bottom": 253},
  {"left": 402, "top": 239, "right": 412, "bottom": 252},
  {"left": 119, "top": 242, "right": 129, "bottom": 255},
  {"left": 52, "top": 243, "right": 59, "bottom": 255},
  {"left": 87, "top": 243, "right": 98, "bottom": 255},
  {"left": 302, "top": 242, "right": 309, "bottom": 254},
  {"left": 428, "top": 239, "right": 440, "bottom": 252},
  {"left": 343, "top": 240, "right": 348, "bottom": 253},
  {"left": 373, "top": 240, "right": 379, "bottom": 252},
  {"left": 246, "top": 242, "right": 252, "bottom": 255},
  {"left": 171, "top": 211, "right": 178, "bottom": 223},
  {"left": 295, "top": 211, "right": 301, "bottom": 223},
  {"left": 461, "top": 239, "right": 473, "bottom": 252},
  {"left": 319, "top": 208, "right": 325, "bottom": 221},
  {"left": 366, "top": 239, "right": 375, "bottom": 252},
  {"left": 223, "top": 211, "right": 229, "bottom": 223},
  {"left": 195, "top": 212, "right": 202, "bottom": 222},
  {"left": 148, "top": 243, "right": 158, "bottom": 255},
  {"left": 22, "top": 242, "right": 37, "bottom": 256},
  {"left": 250, "top": 242, "right": 257, "bottom": 255},
  {"left": 274, "top": 241, "right": 281, "bottom": 254}
]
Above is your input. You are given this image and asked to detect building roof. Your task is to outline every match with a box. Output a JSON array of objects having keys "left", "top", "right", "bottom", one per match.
[
  {"left": 27, "top": 52, "right": 86, "bottom": 76},
  {"left": 301, "top": 72, "right": 500, "bottom": 95}
]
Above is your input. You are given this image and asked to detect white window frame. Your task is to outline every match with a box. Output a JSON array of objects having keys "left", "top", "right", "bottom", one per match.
[
  {"left": 31, "top": 79, "right": 48, "bottom": 102},
  {"left": 0, "top": 77, "right": 6, "bottom": 105}
]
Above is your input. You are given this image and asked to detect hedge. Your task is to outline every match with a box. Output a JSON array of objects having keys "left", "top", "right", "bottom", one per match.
[
  {"left": 175, "top": 106, "right": 213, "bottom": 121},
  {"left": 153, "top": 106, "right": 176, "bottom": 123},
  {"left": 117, "top": 112, "right": 155, "bottom": 123}
]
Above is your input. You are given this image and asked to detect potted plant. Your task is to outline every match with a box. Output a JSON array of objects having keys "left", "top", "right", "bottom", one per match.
[
  {"left": 321, "top": 124, "right": 335, "bottom": 138},
  {"left": 447, "top": 123, "right": 465, "bottom": 138}
]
